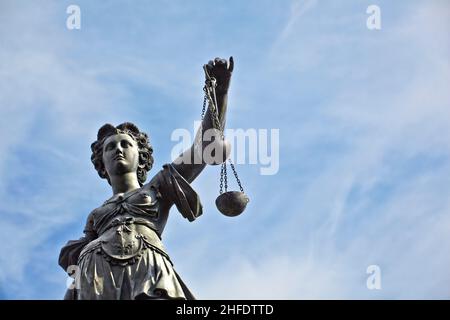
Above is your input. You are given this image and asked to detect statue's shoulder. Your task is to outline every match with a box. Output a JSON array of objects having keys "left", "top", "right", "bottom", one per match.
[
  {"left": 89, "top": 202, "right": 110, "bottom": 221},
  {"left": 146, "top": 166, "right": 166, "bottom": 187}
]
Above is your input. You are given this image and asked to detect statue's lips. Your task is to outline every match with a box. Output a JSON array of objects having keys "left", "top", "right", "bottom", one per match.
[{"left": 114, "top": 155, "right": 125, "bottom": 161}]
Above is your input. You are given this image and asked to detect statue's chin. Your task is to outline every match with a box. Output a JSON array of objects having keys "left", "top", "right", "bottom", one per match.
[{"left": 109, "top": 162, "right": 136, "bottom": 176}]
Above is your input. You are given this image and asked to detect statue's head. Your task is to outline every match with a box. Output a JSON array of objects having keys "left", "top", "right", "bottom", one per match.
[{"left": 91, "top": 122, "right": 154, "bottom": 186}]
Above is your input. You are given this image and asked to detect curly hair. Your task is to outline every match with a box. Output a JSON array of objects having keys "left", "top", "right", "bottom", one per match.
[{"left": 90, "top": 122, "right": 154, "bottom": 186}]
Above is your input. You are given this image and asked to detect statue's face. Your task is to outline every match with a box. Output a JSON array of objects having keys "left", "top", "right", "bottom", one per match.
[{"left": 102, "top": 133, "right": 139, "bottom": 177}]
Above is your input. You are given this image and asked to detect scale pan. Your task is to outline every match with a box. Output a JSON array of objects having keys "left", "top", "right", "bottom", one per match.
[{"left": 215, "top": 191, "right": 249, "bottom": 217}]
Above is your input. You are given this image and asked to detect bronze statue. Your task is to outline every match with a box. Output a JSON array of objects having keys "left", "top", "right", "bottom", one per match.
[{"left": 59, "top": 57, "right": 235, "bottom": 300}]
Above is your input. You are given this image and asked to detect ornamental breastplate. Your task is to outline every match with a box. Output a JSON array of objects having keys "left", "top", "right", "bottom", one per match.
[
  {"left": 80, "top": 216, "right": 170, "bottom": 266},
  {"left": 100, "top": 217, "right": 144, "bottom": 262}
]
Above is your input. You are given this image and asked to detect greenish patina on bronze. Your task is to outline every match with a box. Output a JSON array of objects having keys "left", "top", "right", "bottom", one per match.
[{"left": 59, "top": 57, "right": 234, "bottom": 300}]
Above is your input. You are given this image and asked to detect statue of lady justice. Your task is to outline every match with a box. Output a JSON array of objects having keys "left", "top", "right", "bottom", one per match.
[{"left": 59, "top": 57, "right": 244, "bottom": 300}]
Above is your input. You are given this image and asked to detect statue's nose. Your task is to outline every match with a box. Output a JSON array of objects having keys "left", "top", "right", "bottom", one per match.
[{"left": 115, "top": 144, "right": 124, "bottom": 154}]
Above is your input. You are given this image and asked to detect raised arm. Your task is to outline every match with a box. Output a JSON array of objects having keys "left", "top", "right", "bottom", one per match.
[{"left": 172, "top": 57, "right": 234, "bottom": 183}]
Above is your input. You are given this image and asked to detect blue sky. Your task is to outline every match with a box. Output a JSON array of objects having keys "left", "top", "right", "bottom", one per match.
[{"left": 0, "top": 0, "right": 449, "bottom": 299}]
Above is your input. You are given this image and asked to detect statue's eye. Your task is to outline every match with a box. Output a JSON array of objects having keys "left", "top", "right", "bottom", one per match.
[
  {"left": 121, "top": 140, "right": 133, "bottom": 148},
  {"left": 105, "top": 142, "right": 115, "bottom": 151}
]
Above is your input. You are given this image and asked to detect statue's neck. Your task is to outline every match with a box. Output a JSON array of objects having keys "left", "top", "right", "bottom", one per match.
[{"left": 109, "top": 172, "right": 141, "bottom": 195}]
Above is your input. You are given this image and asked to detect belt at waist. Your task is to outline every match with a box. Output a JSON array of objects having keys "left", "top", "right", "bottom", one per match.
[{"left": 79, "top": 218, "right": 170, "bottom": 265}]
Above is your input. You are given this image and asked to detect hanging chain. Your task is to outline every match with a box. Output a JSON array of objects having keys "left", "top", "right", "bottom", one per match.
[
  {"left": 228, "top": 159, "right": 244, "bottom": 193},
  {"left": 202, "top": 71, "right": 245, "bottom": 195},
  {"left": 204, "top": 80, "right": 224, "bottom": 138},
  {"left": 219, "top": 163, "right": 223, "bottom": 194},
  {"left": 200, "top": 87, "right": 208, "bottom": 120},
  {"left": 223, "top": 162, "right": 228, "bottom": 192},
  {"left": 219, "top": 162, "right": 230, "bottom": 194}
]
